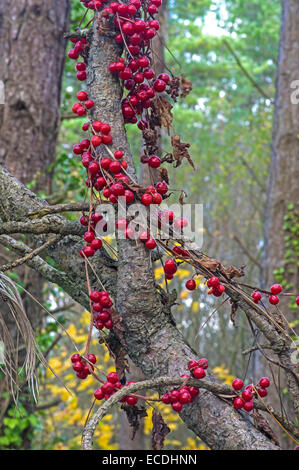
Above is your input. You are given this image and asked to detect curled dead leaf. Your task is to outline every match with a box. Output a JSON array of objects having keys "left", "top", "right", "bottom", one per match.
[
  {"left": 152, "top": 409, "right": 170, "bottom": 450},
  {"left": 171, "top": 134, "right": 195, "bottom": 169},
  {"left": 180, "top": 73, "right": 192, "bottom": 98}
]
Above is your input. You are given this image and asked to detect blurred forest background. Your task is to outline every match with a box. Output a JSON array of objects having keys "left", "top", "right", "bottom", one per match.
[{"left": 0, "top": 0, "right": 297, "bottom": 450}]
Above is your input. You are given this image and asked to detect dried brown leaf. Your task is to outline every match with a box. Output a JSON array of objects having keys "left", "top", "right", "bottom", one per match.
[
  {"left": 151, "top": 97, "right": 173, "bottom": 134},
  {"left": 152, "top": 409, "right": 170, "bottom": 450},
  {"left": 122, "top": 403, "right": 148, "bottom": 441},
  {"left": 198, "top": 257, "right": 221, "bottom": 272},
  {"left": 220, "top": 265, "right": 245, "bottom": 279},
  {"left": 159, "top": 167, "right": 169, "bottom": 184},
  {"left": 179, "top": 190, "right": 187, "bottom": 205},
  {"left": 171, "top": 134, "right": 195, "bottom": 169},
  {"left": 180, "top": 73, "right": 192, "bottom": 98}
]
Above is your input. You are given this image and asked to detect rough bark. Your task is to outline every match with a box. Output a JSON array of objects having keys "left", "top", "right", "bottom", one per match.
[{"left": 0, "top": 0, "right": 70, "bottom": 190}]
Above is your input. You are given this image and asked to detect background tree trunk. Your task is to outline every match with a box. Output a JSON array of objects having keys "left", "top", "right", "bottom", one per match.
[
  {"left": 264, "top": 0, "right": 299, "bottom": 320},
  {"left": 0, "top": 0, "right": 70, "bottom": 447},
  {"left": 263, "top": 0, "right": 299, "bottom": 446}
]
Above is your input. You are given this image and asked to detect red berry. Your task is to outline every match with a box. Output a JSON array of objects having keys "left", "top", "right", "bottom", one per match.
[
  {"left": 179, "top": 391, "right": 191, "bottom": 404},
  {"left": 161, "top": 393, "right": 171, "bottom": 404},
  {"left": 243, "top": 401, "right": 254, "bottom": 412},
  {"left": 233, "top": 397, "right": 244, "bottom": 410},
  {"left": 242, "top": 389, "right": 253, "bottom": 402},
  {"left": 92, "top": 121, "right": 103, "bottom": 132},
  {"left": 77, "top": 90, "right": 88, "bottom": 101},
  {"left": 107, "top": 372, "right": 119, "bottom": 384},
  {"left": 259, "top": 377, "right": 270, "bottom": 388},
  {"left": 193, "top": 367, "right": 206, "bottom": 379},
  {"left": 148, "top": 155, "right": 161, "bottom": 168},
  {"left": 174, "top": 218, "right": 188, "bottom": 230},
  {"left": 109, "top": 161, "right": 122, "bottom": 174},
  {"left": 145, "top": 238, "right": 157, "bottom": 250},
  {"left": 126, "top": 396, "right": 138, "bottom": 406},
  {"left": 164, "top": 259, "right": 177, "bottom": 275},
  {"left": 89, "top": 291, "right": 101, "bottom": 302},
  {"left": 114, "top": 150, "right": 124, "bottom": 160},
  {"left": 88, "top": 161, "right": 100, "bottom": 175},
  {"left": 197, "top": 358, "right": 208, "bottom": 369},
  {"left": 100, "top": 158, "right": 112, "bottom": 169},
  {"left": 84, "top": 231, "right": 95, "bottom": 243},
  {"left": 83, "top": 246, "right": 95, "bottom": 257},
  {"left": 153, "top": 79, "right": 166, "bottom": 92},
  {"left": 171, "top": 401, "right": 182, "bottom": 412},
  {"left": 91, "top": 135, "right": 102, "bottom": 147},
  {"left": 156, "top": 181, "right": 168, "bottom": 195},
  {"left": 158, "top": 73, "right": 170, "bottom": 83},
  {"left": 232, "top": 378, "right": 244, "bottom": 391},
  {"left": 152, "top": 193, "right": 162, "bottom": 205},
  {"left": 270, "top": 283, "right": 282, "bottom": 295},
  {"left": 87, "top": 353, "right": 97, "bottom": 364},
  {"left": 257, "top": 388, "right": 268, "bottom": 398},
  {"left": 207, "top": 276, "right": 219, "bottom": 288},
  {"left": 73, "top": 361, "right": 84, "bottom": 372},
  {"left": 85, "top": 99, "right": 94, "bottom": 109},
  {"left": 102, "top": 134, "right": 113, "bottom": 145},
  {"left": 296, "top": 296, "right": 299, "bottom": 306},
  {"left": 252, "top": 291, "right": 262, "bottom": 303},
  {"left": 71, "top": 353, "right": 81, "bottom": 363},
  {"left": 139, "top": 231, "right": 150, "bottom": 241},
  {"left": 188, "top": 360, "right": 198, "bottom": 370},
  {"left": 170, "top": 390, "right": 180, "bottom": 402},
  {"left": 269, "top": 295, "right": 279, "bottom": 305},
  {"left": 101, "top": 123, "right": 111, "bottom": 135},
  {"left": 77, "top": 70, "right": 87, "bottom": 81},
  {"left": 94, "top": 388, "right": 104, "bottom": 400},
  {"left": 141, "top": 193, "right": 153, "bottom": 206},
  {"left": 186, "top": 279, "right": 196, "bottom": 291}
]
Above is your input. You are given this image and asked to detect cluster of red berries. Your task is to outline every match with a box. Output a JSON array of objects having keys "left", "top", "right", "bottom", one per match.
[
  {"left": 252, "top": 283, "right": 299, "bottom": 307},
  {"left": 89, "top": 290, "right": 114, "bottom": 330},
  {"left": 71, "top": 353, "right": 97, "bottom": 379},
  {"left": 94, "top": 373, "right": 139, "bottom": 406},
  {"left": 79, "top": 212, "right": 104, "bottom": 258},
  {"left": 160, "top": 359, "right": 208, "bottom": 413},
  {"left": 68, "top": 38, "right": 89, "bottom": 76},
  {"left": 163, "top": 259, "right": 177, "bottom": 280},
  {"left": 161, "top": 382, "right": 200, "bottom": 413},
  {"left": 80, "top": 0, "right": 104, "bottom": 9},
  {"left": 232, "top": 376, "right": 271, "bottom": 412},
  {"left": 104, "top": 1, "right": 168, "bottom": 126},
  {"left": 188, "top": 358, "right": 208, "bottom": 379},
  {"left": 207, "top": 276, "right": 226, "bottom": 297}
]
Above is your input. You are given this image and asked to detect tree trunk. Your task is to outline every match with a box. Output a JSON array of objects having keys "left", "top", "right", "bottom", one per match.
[
  {"left": 0, "top": 0, "right": 70, "bottom": 448},
  {"left": 264, "top": 0, "right": 299, "bottom": 320},
  {"left": 263, "top": 0, "right": 299, "bottom": 446}
]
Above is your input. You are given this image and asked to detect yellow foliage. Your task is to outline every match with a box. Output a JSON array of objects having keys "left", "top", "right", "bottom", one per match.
[
  {"left": 180, "top": 290, "right": 188, "bottom": 299},
  {"left": 212, "top": 364, "right": 234, "bottom": 386},
  {"left": 192, "top": 301, "right": 199, "bottom": 313}
]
